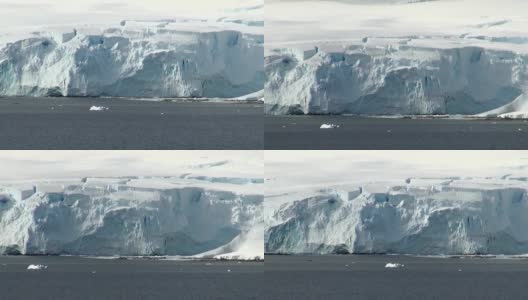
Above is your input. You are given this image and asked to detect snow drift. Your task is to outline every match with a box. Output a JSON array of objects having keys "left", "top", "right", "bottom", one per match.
[
  {"left": 265, "top": 177, "right": 528, "bottom": 255},
  {"left": 0, "top": 22, "right": 264, "bottom": 98},
  {"left": 0, "top": 177, "right": 263, "bottom": 259}
]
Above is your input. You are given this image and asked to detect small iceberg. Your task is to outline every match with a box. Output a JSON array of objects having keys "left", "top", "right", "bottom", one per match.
[
  {"left": 27, "top": 264, "right": 48, "bottom": 270},
  {"left": 385, "top": 263, "right": 404, "bottom": 269},
  {"left": 320, "top": 124, "right": 340, "bottom": 129},
  {"left": 89, "top": 106, "right": 109, "bottom": 111}
]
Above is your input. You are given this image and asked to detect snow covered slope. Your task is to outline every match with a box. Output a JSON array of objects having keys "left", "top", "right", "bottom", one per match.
[
  {"left": 0, "top": 1, "right": 264, "bottom": 98},
  {"left": 265, "top": 151, "right": 528, "bottom": 255},
  {"left": 265, "top": 0, "right": 528, "bottom": 115},
  {"left": 0, "top": 175, "right": 263, "bottom": 259}
]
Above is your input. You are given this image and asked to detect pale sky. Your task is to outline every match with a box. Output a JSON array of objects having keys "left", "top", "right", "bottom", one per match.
[
  {"left": 0, "top": 151, "right": 525, "bottom": 184},
  {"left": 0, "top": 0, "right": 258, "bottom": 14},
  {"left": 0, "top": 151, "right": 262, "bottom": 180},
  {"left": 265, "top": 0, "right": 528, "bottom": 47},
  {"left": 0, "top": 0, "right": 262, "bottom": 27},
  {"left": 266, "top": 151, "right": 528, "bottom": 188}
]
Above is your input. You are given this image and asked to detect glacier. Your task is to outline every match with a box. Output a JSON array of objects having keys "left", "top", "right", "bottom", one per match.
[
  {"left": 265, "top": 177, "right": 528, "bottom": 255},
  {"left": 265, "top": 0, "right": 528, "bottom": 116},
  {"left": 265, "top": 46, "right": 528, "bottom": 115},
  {"left": 0, "top": 176, "right": 263, "bottom": 259},
  {"left": 265, "top": 151, "right": 528, "bottom": 255},
  {"left": 0, "top": 18, "right": 264, "bottom": 98}
]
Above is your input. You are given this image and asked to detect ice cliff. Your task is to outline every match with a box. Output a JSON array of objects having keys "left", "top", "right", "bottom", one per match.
[
  {"left": 0, "top": 21, "right": 264, "bottom": 98},
  {"left": 0, "top": 176, "right": 263, "bottom": 259},
  {"left": 265, "top": 177, "right": 528, "bottom": 255},
  {"left": 265, "top": 0, "right": 528, "bottom": 115},
  {"left": 265, "top": 45, "right": 528, "bottom": 115}
]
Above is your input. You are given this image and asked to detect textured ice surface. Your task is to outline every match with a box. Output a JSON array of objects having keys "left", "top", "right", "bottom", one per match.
[
  {"left": 0, "top": 25, "right": 263, "bottom": 98},
  {"left": 0, "top": 1, "right": 264, "bottom": 99},
  {"left": 266, "top": 177, "right": 528, "bottom": 255},
  {"left": 499, "top": 111, "right": 528, "bottom": 119},
  {"left": 266, "top": 46, "right": 528, "bottom": 115},
  {"left": 0, "top": 176, "right": 263, "bottom": 259},
  {"left": 265, "top": 151, "right": 528, "bottom": 255},
  {"left": 265, "top": 0, "right": 528, "bottom": 116}
]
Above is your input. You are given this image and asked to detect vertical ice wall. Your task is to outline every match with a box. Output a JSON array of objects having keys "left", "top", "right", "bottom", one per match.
[
  {"left": 265, "top": 182, "right": 528, "bottom": 255},
  {"left": 0, "top": 28, "right": 264, "bottom": 98},
  {"left": 0, "top": 180, "right": 263, "bottom": 259}
]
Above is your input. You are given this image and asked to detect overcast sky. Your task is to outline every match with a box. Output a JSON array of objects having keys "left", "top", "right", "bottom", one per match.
[
  {"left": 0, "top": 151, "right": 262, "bottom": 180},
  {"left": 0, "top": 0, "right": 261, "bottom": 27},
  {"left": 266, "top": 151, "right": 528, "bottom": 188}
]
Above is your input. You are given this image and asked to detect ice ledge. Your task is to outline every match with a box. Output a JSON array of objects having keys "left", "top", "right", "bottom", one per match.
[
  {"left": 265, "top": 45, "right": 528, "bottom": 115},
  {"left": 0, "top": 177, "right": 263, "bottom": 258},
  {"left": 0, "top": 28, "right": 264, "bottom": 98},
  {"left": 265, "top": 179, "right": 528, "bottom": 255}
]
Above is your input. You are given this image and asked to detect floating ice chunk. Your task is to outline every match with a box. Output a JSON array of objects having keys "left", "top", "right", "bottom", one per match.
[
  {"left": 234, "top": 89, "right": 264, "bottom": 101},
  {"left": 499, "top": 112, "right": 528, "bottom": 119},
  {"left": 27, "top": 264, "right": 48, "bottom": 270},
  {"left": 385, "top": 263, "right": 404, "bottom": 269},
  {"left": 89, "top": 106, "right": 109, "bottom": 111},
  {"left": 320, "top": 124, "right": 340, "bottom": 129}
]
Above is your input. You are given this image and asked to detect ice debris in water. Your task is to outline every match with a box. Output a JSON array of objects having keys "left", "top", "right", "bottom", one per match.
[
  {"left": 89, "top": 106, "right": 109, "bottom": 111},
  {"left": 320, "top": 124, "right": 340, "bottom": 129},
  {"left": 385, "top": 263, "right": 404, "bottom": 269},
  {"left": 27, "top": 264, "right": 48, "bottom": 270}
]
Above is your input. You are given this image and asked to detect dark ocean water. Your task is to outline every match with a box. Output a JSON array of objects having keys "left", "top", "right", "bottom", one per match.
[
  {"left": 0, "top": 97, "right": 263, "bottom": 150},
  {"left": 2, "top": 255, "right": 527, "bottom": 299},
  {"left": 0, "top": 256, "right": 264, "bottom": 300},
  {"left": 263, "top": 255, "right": 528, "bottom": 300},
  {"left": 265, "top": 115, "right": 528, "bottom": 149}
]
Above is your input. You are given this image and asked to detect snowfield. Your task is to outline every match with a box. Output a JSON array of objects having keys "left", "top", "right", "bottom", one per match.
[
  {"left": 265, "top": 151, "right": 528, "bottom": 255},
  {"left": 0, "top": 2, "right": 263, "bottom": 98},
  {"left": 0, "top": 170, "right": 263, "bottom": 260},
  {"left": 265, "top": 0, "right": 528, "bottom": 116}
]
